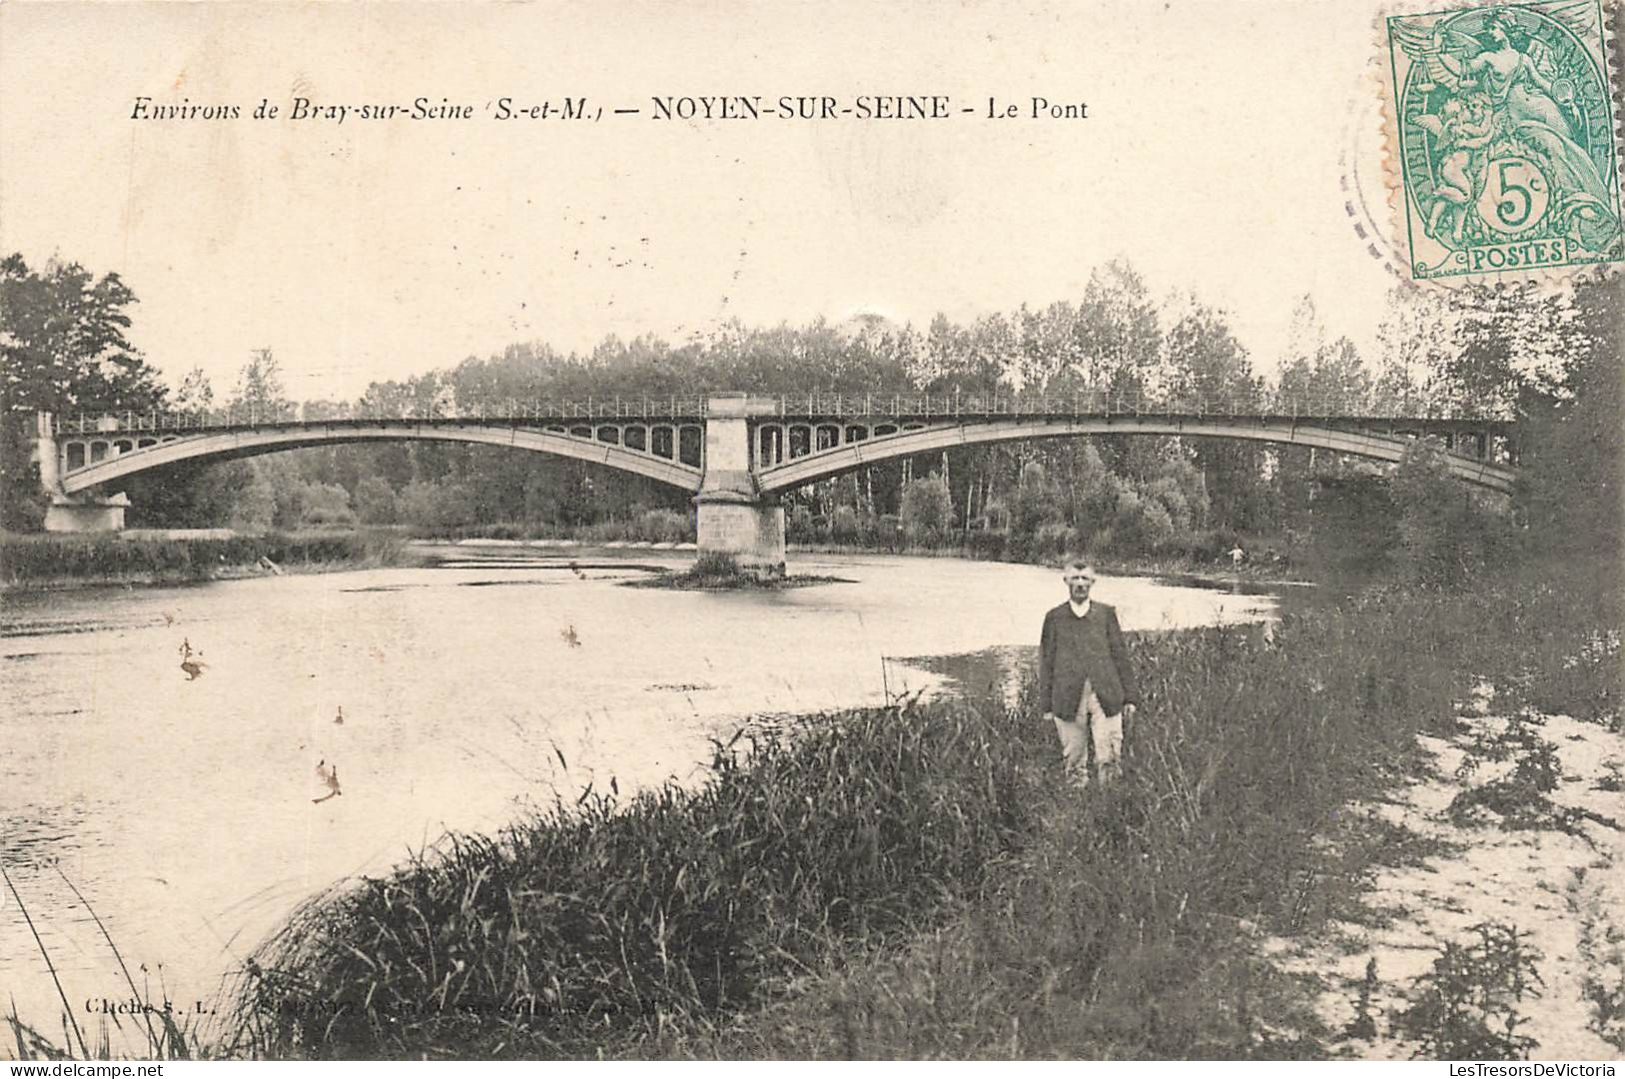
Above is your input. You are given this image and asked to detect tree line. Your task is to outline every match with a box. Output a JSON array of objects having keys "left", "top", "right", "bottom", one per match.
[{"left": 3, "top": 252, "right": 1618, "bottom": 577}]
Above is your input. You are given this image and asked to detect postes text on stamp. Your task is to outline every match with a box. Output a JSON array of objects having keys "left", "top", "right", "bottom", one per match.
[{"left": 1386, "top": 1, "right": 1623, "bottom": 280}]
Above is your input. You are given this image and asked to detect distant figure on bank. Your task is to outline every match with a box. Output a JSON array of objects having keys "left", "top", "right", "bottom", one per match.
[
  {"left": 1038, "top": 558, "right": 1139, "bottom": 788},
  {"left": 1229, "top": 544, "right": 1245, "bottom": 569}
]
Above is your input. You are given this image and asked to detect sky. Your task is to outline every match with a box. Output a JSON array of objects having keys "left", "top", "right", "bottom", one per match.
[{"left": 0, "top": 0, "right": 1407, "bottom": 402}]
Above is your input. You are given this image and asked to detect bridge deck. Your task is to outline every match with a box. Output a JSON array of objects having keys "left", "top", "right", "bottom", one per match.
[
  {"left": 50, "top": 391, "right": 1513, "bottom": 436},
  {"left": 42, "top": 394, "right": 1518, "bottom": 498}
]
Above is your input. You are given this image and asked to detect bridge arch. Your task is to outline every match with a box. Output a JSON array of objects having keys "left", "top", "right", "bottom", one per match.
[
  {"left": 753, "top": 417, "right": 1515, "bottom": 494},
  {"left": 57, "top": 422, "right": 705, "bottom": 495}
]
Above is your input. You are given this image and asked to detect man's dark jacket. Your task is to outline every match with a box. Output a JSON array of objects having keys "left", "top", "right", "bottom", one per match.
[{"left": 1038, "top": 601, "right": 1139, "bottom": 719}]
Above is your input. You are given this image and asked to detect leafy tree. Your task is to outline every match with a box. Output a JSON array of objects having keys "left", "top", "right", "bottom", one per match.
[
  {"left": 1271, "top": 299, "right": 1381, "bottom": 530},
  {"left": 1111, "top": 488, "right": 1175, "bottom": 552},
  {"left": 0, "top": 254, "right": 166, "bottom": 417},
  {"left": 172, "top": 366, "right": 215, "bottom": 413},
  {"left": 227, "top": 467, "right": 278, "bottom": 531},
  {"left": 298, "top": 481, "right": 356, "bottom": 527},
  {"left": 230, "top": 348, "right": 293, "bottom": 417},
  {"left": 831, "top": 504, "right": 861, "bottom": 543},
  {"left": 1308, "top": 471, "right": 1399, "bottom": 581},
  {"left": 1374, "top": 285, "right": 1453, "bottom": 415},
  {"left": 899, "top": 474, "right": 953, "bottom": 545},
  {"left": 1062, "top": 441, "right": 1116, "bottom": 528},
  {"left": 1513, "top": 276, "right": 1622, "bottom": 555},
  {"left": 0, "top": 421, "right": 46, "bottom": 529},
  {"left": 1073, "top": 260, "right": 1161, "bottom": 399},
  {"left": 354, "top": 475, "right": 398, "bottom": 525},
  {"left": 124, "top": 459, "right": 268, "bottom": 530},
  {"left": 1161, "top": 301, "right": 1259, "bottom": 410},
  {"left": 1276, "top": 334, "right": 1372, "bottom": 413},
  {"left": 1390, "top": 442, "right": 1472, "bottom": 586},
  {"left": 1432, "top": 283, "right": 1570, "bottom": 419},
  {"left": 788, "top": 502, "right": 816, "bottom": 543},
  {"left": 1011, "top": 461, "right": 1062, "bottom": 539},
  {"left": 1145, "top": 456, "right": 1210, "bottom": 533},
  {"left": 1, "top": 254, "right": 168, "bottom": 528},
  {"left": 398, "top": 480, "right": 441, "bottom": 530}
]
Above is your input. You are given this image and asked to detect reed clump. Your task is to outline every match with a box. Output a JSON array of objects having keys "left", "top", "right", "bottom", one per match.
[{"left": 231, "top": 701, "right": 1042, "bottom": 1057}]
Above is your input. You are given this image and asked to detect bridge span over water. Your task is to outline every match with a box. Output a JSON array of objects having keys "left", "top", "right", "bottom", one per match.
[{"left": 35, "top": 392, "right": 1517, "bottom": 575}]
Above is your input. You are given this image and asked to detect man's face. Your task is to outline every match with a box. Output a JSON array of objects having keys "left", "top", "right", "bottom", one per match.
[{"left": 1063, "top": 566, "right": 1095, "bottom": 604}]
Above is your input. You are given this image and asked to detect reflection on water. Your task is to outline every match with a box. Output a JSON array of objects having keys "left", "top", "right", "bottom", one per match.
[{"left": 0, "top": 547, "right": 1279, "bottom": 1052}]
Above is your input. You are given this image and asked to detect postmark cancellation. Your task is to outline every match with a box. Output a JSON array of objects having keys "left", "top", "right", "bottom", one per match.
[{"left": 1383, "top": 0, "right": 1624, "bottom": 281}]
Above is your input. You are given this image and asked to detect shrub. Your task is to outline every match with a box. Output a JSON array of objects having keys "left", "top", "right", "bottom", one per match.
[
  {"left": 899, "top": 475, "right": 953, "bottom": 546},
  {"left": 963, "top": 528, "right": 1007, "bottom": 561},
  {"left": 1034, "top": 521, "right": 1077, "bottom": 560},
  {"left": 1309, "top": 472, "right": 1399, "bottom": 580},
  {"left": 634, "top": 508, "right": 691, "bottom": 544},
  {"left": 1011, "top": 462, "right": 1062, "bottom": 538},
  {"left": 1149, "top": 457, "right": 1210, "bottom": 530},
  {"left": 0, "top": 529, "right": 409, "bottom": 584},
  {"left": 788, "top": 503, "right": 816, "bottom": 543},
  {"left": 298, "top": 483, "right": 356, "bottom": 528},
  {"left": 1144, "top": 476, "right": 1194, "bottom": 534},
  {"left": 354, "top": 476, "right": 398, "bottom": 525},
  {"left": 831, "top": 505, "right": 861, "bottom": 544},
  {"left": 1111, "top": 489, "right": 1176, "bottom": 553},
  {"left": 1393, "top": 923, "right": 1543, "bottom": 1059},
  {"left": 398, "top": 480, "right": 479, "bottom": 531},
  {"left": 876, "top": 514, "right": 903, "bottom": 551}
]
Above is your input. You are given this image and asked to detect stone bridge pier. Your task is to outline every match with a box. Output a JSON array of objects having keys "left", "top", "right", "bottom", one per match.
[
  {"left": 34, "top": 413, "right": 131, "bottom": 532},
  {"left": 693, "top": 394, "right": 785, "bottom": 578}
]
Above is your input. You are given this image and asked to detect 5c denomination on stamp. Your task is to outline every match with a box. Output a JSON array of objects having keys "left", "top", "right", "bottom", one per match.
[{"left": 1385, "top": 1, "right": 1624, "bottom": 280}]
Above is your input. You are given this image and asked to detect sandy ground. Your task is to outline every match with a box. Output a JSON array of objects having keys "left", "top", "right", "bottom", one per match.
[{"left": 1266, "top": 691, "right": 1625, "bottom": 1061}]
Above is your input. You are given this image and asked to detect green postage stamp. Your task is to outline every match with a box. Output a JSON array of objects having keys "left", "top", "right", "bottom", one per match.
[{"left": 1385, "top": 1, "right": 1624, "bottom": 280}]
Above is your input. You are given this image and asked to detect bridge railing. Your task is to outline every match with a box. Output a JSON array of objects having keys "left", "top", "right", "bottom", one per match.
[
  {"left": 761, "top": 391, "right": 1509, "bottom": 423},
  {"left": 51, "top": 391, "right": 1508, "bottom": 435},
  {"left": 54, "top": 396, "right": 714, "bottom": 434}
]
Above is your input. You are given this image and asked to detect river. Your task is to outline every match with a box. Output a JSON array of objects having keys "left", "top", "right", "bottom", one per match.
[{"left": 0, "top": 546, "right": 1282, "bottom": 1052}]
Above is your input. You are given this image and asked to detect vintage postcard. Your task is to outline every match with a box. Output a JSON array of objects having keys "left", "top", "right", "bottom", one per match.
[{"left": 1, "top": 0, "right": 1621, "bottom": 1065}]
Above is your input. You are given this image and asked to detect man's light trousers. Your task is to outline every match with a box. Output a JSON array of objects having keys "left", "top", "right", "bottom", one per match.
[{"left": 1053, "top": 683, "right": 1123, "bottom": 787}]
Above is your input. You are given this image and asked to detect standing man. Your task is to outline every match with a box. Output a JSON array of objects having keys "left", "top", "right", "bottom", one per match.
[{"left": 1038, "top": 558, "right": 1139, "bottom": 787}]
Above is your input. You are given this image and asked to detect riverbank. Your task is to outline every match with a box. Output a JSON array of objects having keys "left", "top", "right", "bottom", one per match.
[
  {"left": 210, "top": 556, "right": 1619, "bottom": 1060},
  {"left": 0, "top": 529, "right": 418, "bottom": 592},
  {"left": 408, "top": 532, "right": 1303, "bottom": 591},
  {"left": 389, "top": 519, "right": 1299, "bottom": 583},
  {"left": 785, "top": 540, "right": 1296, "bottom": 584},
  {"left": 1264, "top": 701, "right": 1625, "bottom": 1059}
]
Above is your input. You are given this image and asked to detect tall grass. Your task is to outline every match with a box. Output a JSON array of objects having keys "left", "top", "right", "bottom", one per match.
[
  {"left": 0, "top": 529, "right": 411, "bottom": 587},
  {"left": 1, "top": 864, "right": 199, "bottom": 1061},
  {"left": 230, "top": 704, "right": 1040, "bottom": 1058},
  {"left": 662, "top": 563, "right": 1621, "bottom": 1059}
]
